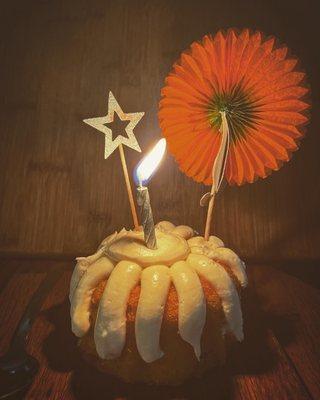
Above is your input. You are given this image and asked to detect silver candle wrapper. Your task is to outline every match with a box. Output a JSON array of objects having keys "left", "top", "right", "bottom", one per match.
[{"left": 136, "top": 186, "right": 157, "bottom": 249}]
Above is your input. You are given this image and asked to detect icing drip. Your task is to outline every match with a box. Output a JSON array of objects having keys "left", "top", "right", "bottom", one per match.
[
  {"left": 70, "top": 256, "right": 114, "bottom": 337},
  {"left": 155, "top": 221, "right": 175, "bottom": 232},
  {"left": 94, "top": 261, "right": 142, "bottom": 359},
  {"left": 106, "top": 229, "right": 189, "bottom": 268},
  {"left": 69, "top": 231, "right": 120, "bottom": 301},
  {"left": 135, "top": 265, "right": 171, "bottom": 363},
  {"left": 207, "top": 247, "right": 248, "bottom": 288},
  {"left": 156, "top": 221, "right": 194, "bottom": 240},
  {"left": 69, "top": 247, "right": 105, "bottom": 302},
  {"left": 187, "top": 253, "right": 244, "bottom": 341},
  {"left": 170, "top": 261, "right": 206, "bottom": 360},
  {"left": 172, "top": 225, "right": 194, "bottom": 240},
  {"left": 188, "top": 236, "right": 224, "bottom": 258}
]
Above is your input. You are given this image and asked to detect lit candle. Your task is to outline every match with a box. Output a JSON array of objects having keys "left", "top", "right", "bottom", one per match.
[{"left": 134, "top": 138, "right": 166, "bottom": 249}]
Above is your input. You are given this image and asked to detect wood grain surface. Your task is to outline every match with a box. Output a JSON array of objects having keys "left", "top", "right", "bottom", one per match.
[
  {"left": 0, "top": 259, "right": 319, "bottom": 399},
  {"left": 0, "top": 0, "right": 319, "bottom": 260}
]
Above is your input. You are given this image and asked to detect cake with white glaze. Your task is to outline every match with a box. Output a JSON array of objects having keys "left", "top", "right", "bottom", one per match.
[{"left": 69, "top": 221, "right": 247, "bottom": 385}]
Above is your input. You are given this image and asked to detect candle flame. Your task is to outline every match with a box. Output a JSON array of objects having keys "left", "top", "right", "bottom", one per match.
[{"left": 135, "top": 138, "right": 166, "bottom": 186}]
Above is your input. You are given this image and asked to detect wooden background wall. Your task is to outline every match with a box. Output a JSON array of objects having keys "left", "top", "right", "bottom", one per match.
[{"left": 0, "top": 0, "right": 319, "bottom": 261}]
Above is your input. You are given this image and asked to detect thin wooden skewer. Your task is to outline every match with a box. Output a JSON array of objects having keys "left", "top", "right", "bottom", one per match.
[
  {"left": 118, "top": 143, "right": 139, "bottom": 230},
  {"left": 204, "top": 111, "right": 230, "bottom": 241}
]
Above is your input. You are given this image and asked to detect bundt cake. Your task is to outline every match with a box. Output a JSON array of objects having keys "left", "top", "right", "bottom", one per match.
[{"left": 69, "top": 221, "right": 247, "bottom": 385}]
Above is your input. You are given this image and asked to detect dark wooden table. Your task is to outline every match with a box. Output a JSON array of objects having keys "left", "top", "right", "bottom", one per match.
[{"left": 0, "top": 258, "right": 319, "bottom": 400}]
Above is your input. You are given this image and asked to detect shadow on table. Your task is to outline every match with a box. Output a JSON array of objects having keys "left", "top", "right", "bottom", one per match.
[{"left": 42, "top": 286, "right": 296, "bottom": 400}]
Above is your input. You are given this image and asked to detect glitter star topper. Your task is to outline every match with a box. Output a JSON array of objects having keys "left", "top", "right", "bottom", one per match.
[
  {"left": 83, "top": 91, "right": 145, "bottom": 229},
  {"left": 83, "top": 91, "right": 144, "bottom": 159}
]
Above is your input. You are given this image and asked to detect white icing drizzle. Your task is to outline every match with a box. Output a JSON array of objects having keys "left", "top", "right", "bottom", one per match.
[
  {"left": 70, "top": 256, "right": 114, "bottom": 337},
  {"left": 170, "top": 261, "right": 206, "bottom": 360},
  {"left": 187, "top": 253, "right": 244, "bottom": 341},
  {"left": 208, "top": 247, "right": 248, "bottom": 288},
  {"left": 94, "top": 261, "right": 142, "bottom": 359},
  {"left": 135, "top": 265, "right": 171, "bottom": 363}
]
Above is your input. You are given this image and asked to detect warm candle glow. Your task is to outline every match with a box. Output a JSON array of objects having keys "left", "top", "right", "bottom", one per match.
[{"left": 134, "top": 138, "right": 166, "bottom": 186}]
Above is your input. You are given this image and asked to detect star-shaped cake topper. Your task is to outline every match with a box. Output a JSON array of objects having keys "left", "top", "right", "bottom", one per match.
[{"left": 83, "top": 91, "right": 144, "bottom": 159}]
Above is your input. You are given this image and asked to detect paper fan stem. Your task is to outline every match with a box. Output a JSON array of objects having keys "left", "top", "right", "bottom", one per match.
[
  {"left": 204, "top": 111, "right": 230, "bottom": 240},
  {"left": 204, "top": 191, "right": 216, "bottom": 241},
  {"left": 118, "top": 143, "right": 139, "bottom": 230}
]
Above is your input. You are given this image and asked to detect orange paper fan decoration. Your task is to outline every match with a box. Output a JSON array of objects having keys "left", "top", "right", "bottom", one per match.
[{"left": 159, "top": 29, "right": 310, "bottom": 186}]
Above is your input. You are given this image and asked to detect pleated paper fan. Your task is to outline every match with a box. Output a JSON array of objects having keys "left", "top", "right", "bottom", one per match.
[{"left": 159, "top": 29, "right": 310, "bottom": 186}]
